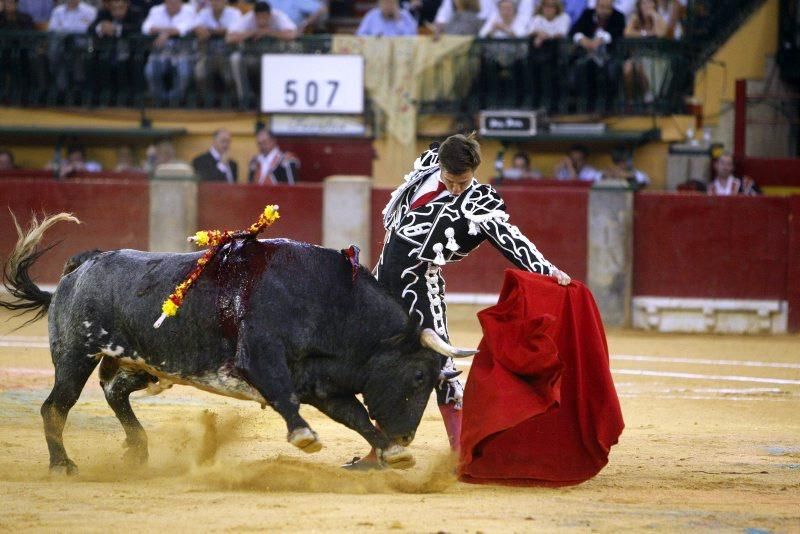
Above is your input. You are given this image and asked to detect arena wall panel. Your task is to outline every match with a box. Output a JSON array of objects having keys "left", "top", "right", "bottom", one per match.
[
  {"left": 197, "top": 183, "right": 323, "bottom": 244},
  {"left": 276, "top": 137, "right": 375, "bottom": 182},
  {"left": 1, "top": 178, "right": 149, "bottom": 285},
  {"left": 633, "top": 193, "right": 790, "bottom": 299},
  {"left": 370, "top": 186, "right": 589, "bottom": 295},
  {"left": 786, "top": 196, "right": 800, "bottom": 331}
]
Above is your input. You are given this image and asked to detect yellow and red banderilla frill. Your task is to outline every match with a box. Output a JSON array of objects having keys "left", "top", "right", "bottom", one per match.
[{"left": 153, "top": 204, "right": 280, "bottom": 328}]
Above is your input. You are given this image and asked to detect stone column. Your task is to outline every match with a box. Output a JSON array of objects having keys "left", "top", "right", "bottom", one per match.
[
  {"left": 148, "top": 163, "right": 198, "bottom": 253},
  {"left": 323, "top": 176, "right": 372, "bottom": 263},
  {"left": 587, "top": 180, "right": 634, "bottom": 327}
]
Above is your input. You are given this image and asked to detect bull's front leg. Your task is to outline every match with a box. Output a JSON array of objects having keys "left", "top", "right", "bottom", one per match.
[
  {"left": 234, "top": 324, "right": 321, "bottom": 453},
  {"left": 307, "top": 395, "right": 414, "bottom": 469}
]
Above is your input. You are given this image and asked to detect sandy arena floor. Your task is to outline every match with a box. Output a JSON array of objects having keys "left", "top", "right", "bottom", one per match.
[{"left": 0, "top": 305, "right": 798, "bottom": 533}]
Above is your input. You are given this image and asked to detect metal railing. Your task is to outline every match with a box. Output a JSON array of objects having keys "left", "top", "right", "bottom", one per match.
[{"left": 0, "top": 31, "right": 692, "bottom": 115}]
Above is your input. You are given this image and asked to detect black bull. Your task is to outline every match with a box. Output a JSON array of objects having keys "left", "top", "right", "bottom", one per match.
[{"left": 1, "top": 214, "right": 471, "bottom": 475}]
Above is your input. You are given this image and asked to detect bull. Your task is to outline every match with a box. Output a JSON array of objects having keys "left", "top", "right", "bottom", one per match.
[{"left": 1, "top": 213, "right": 475, "bottom": 475}]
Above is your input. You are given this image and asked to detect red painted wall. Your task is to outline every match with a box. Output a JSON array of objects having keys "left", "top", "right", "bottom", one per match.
[
  {"left": 277, "top": 137, "right": 375, "bottom": 182},
  {"left": 633, "top": 193, "right": 790, "bottom": 299},
  {"left": 197, "top": 183, "right": 323, "bottom": 244},
  {"left": 1, "top": 178, "right": 150, "bottom": 284},
  {"left": 370, "top": 186, "right": 589, "bottom": 294}
]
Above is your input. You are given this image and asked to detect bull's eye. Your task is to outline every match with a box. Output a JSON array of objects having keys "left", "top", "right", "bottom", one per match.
[{"left": 414, "top": 369, "right": 424, "bottom": 382}]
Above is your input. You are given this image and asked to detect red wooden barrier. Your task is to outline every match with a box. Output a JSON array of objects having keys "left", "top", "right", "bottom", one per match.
[
  {"left": 370, "top": 186, "right": 589, "bottom": 294},
  {"left": 0, "top": 179, "right": 149, "bottom": 284},
  {"left": 197, "top": 183, "right": 323, "bottom": 244},
  {"left": 276, "top": 137, "right": 375, "bottom": 182},
  {"left": 787, "top": 196, "right": 800, "bottom": 331},
  {"left": 736, "top": 158, "right": 800, "bottom": 187},
  {"left": 0, "top": 170, "right": 148, "bottom": 180},
  {"left": 633, "top": 193, "right": 790, "bottom": 299}
]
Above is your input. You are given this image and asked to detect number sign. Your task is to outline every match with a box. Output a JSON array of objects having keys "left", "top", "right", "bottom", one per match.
[{"left": 261, "top": 55, "right": 364, "bottom": 114}]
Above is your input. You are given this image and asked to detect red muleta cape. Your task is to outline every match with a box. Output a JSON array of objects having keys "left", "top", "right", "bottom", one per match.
[{"left": 458, "top": 270, "right": 624, "bottom": 486}]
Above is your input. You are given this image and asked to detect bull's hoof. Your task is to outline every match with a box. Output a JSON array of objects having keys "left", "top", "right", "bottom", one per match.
[
  {"left": 49, "top": 459, "right": 78, "bottom": 476},
  {"left": 341, "top": 456, "right": 384, "bottom": 471},
  {"left": 380, "top": 445, "right": 415, "bottom": 470},
  {"left": 122, "top": 445, "right": 149, "bottom": 466},
  {"left": 288, "top": 427, "right": 323, "bottom": 453}
]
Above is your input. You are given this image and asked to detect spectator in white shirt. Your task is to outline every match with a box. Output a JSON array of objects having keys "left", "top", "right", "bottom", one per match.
[
  {"left": 48, "top": 0, "right": 96, "bottom": 31},
  {"left": 479, "top": 0, "right": 526, "bottom": 38},
  {"left": 193, "top": 0, "right": 241, "bottom": 106},
  {"left": 527, "top": 0, "right": 570, "bottom": 110},
  {"left": 527, "top": 0, "right": 569, "bottom": 44},
  {"left": 554, "top": 144, "right": 602, "bottom": 181},
  {"left": 47, "top": 0, "right": 97, "bottom": 98},
  {"left": 227, "top": 1, "right": 297, "bottom": 107},
  {"left": 141, "top": 0, "right": 196, "bottom": 105},
  {"left": 433, "top": 0, "right": 533, "bottom": 38}
]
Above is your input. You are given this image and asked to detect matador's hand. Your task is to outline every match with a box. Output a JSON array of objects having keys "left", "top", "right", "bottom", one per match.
[{"left": 550, "top": 267, "right": 571, "bottom": 286}]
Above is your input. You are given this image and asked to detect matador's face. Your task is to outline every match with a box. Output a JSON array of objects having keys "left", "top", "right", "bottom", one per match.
[{"left": 440, "top": 167, "right": 473, "bottom": 196}]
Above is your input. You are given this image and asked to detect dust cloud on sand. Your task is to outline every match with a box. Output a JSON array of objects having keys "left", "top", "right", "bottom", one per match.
[{"left": 191, "top": 409, "right": 458, "bottom": 494}]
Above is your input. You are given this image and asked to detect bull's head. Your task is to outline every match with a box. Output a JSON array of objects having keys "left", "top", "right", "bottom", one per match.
[{"left": 362, "top": 327, "right": 476, "bottom": 448}]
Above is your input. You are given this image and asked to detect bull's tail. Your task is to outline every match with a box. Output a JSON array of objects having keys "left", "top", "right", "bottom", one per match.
[{"left": 1, "top": 212, "right": 81, "bottom": 323}]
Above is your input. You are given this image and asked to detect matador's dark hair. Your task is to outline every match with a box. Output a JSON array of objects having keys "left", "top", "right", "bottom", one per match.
[{"left": 438, "top": 131, "right": 481, "bottom": 175}]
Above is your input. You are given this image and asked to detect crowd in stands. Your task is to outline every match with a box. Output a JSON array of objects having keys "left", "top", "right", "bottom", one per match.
[
  {"left": 1, "top": 137, "right": 764, "bottom": 195},
  {"left": 0, "top": 127, "right": 302, "bottom": 183},
  {"left": 0, "top": 0, "right": 690, "bottom": 109},
  {"left": 496, "top": 144, "right": 761, "bottom": 194}
]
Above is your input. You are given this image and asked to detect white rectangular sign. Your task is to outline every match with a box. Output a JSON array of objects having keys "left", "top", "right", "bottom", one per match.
[{"left": 261, "top": 54, "right": 364, "bottom": 114}]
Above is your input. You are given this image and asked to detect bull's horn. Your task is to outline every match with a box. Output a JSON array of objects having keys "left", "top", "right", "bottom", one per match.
[
  {"left": 420, "top": 328, "right": 477, "bottom": 358},
  {"left": 439, "top": 369, "right": 462, "bottom": 381}
]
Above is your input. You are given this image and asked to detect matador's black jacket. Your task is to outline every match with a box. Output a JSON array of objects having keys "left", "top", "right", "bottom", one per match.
[{"left": 375, "top": 144, "right": 558, "bottom": 406}]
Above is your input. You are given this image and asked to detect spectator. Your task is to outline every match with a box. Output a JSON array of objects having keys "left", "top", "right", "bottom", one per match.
[
  {"left": 141, "top": 0, "right": 196, "bottom": 106},
  {"left": 48, "top": 0, "right": 97, "bottom": 33},
  {"left": 656, "top": 0, "right": 685, "bottom": 39},
  {"left": 247, "top": 128, "right": 299, "bottom": 185},
  {"left": 56, "top": 145, "right": 102, "bottom": 179},
  {"left": 479, "top": 0, "right": 525, "bottom": 37},
  {"left": 554, "top": 144, "right": 601, "bottom": 181},
  {"left": 144, "top": 140, "right": 179, "bottom": 173},
  {"left": 88, "top": 0, "right": 143, "bottom": 105},
  {"left": 18, "top": 0, "right": 52, "bottom": 27},
  {"left": 433, "top": 0, "right": 528, "bottom": 35},
  {"left": 502, "top": 151, "right": 542, "bottom": 179},
  {"left": 439, "top": 0, "right": 481, "bottom": 35},
  {"left": 707, "top": 153, "right": 761, "bottom": 196},
  {"left": 623, "top": 0, "right": 666, "bottom": 105},
  {"left": 604, "top": 145, "right": 649, "bottom": 187},
  {"left": 227, "top": 1, "right": 297, "bottom": 107},
  {"left": 526, "top": 0, "right": 570, "bottom": 109},
  {"left": 0, "top": 0, "right": 35, "bottom": 28},
  {"left": 0, "top": 148, "right": 15, "bottom": 170},
  {"left": 267, "top": 0, "right": 326, "bottom": 33},
  {"left": 193, "top": 0, "right": 241, "bottom": 106},
  {"left": 356, "top": 0, "right": 417, "bottom": 37},
  {"left": 586, "top": 0, "right": 635, "bottom": 16},
  {"left": 48, "top": 0, "right": 97, "bottom": 98},
  {"left": 192, "top": 128, "right": 239, "bottom": 182},
  {"left": 569, "top": 0, "right": 625, "bottom": 112}
]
